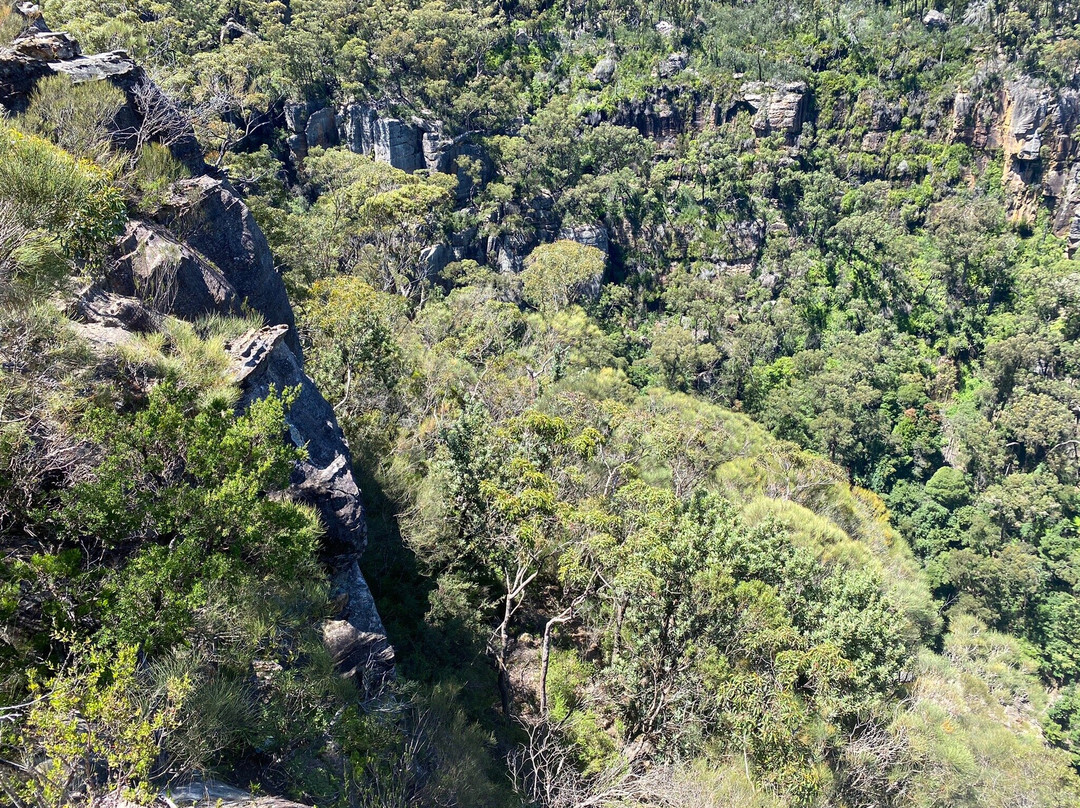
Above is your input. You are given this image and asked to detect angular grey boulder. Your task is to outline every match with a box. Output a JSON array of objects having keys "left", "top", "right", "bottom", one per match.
[
  {"left": 108, "top": 221, "right": 239, "bottom": 318},
  {"left": 591, "top": 56, "right": 617, "bottom": 84},
  {"left": 923, "top": 9, "right": 949, "bottom": 29},
  {"left": 305, "top": 106, "right": 339, "bottom": 150},
  {"left": 658, "top": 52, "right": 688, "bottom": 79},
  {"left": 152, "top": 176, "right": 300, "bottom": 357}
]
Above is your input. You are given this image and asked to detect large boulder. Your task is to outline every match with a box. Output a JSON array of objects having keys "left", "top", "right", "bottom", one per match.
[
  {"left": 108, "top": 221, "right": 240, "bottom": 318},
  {"left": 305, "top": 106, "right": 338, "bottom": 150},
  {"left": 151, "top": 176, "right": 300, "bottom": 357},
  {"left": 657, "top": 52, "right": 688, "bottom": 79},
  {"left": 75, "top": 288, "right": 158, "bottom": 334},
  {"left": 591, "top": 56, "right": 617, "bottom": 84},
  {"left": 923, "top": 9, "right": 949, "bottom": 30},
  {"left": 3, "top": 28, "right": 80, "bottom": 60}
]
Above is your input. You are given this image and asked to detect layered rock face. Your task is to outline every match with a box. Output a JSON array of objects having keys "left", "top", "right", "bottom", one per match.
[
  {"left": 605, "top": 87, "right": 711, "bottom": 142},
  {"left": 373, "top": 116, "right": 426, "bottom": 170},
  {"left": 1000, "top": 78, "right": 1080, "bottom": 250},
  {"left": 292, "top": 101, "right": 493, "bottom": 199},
  {"left": 3, "top": 10, "right": 393, "bottom": 687},
  {"left": 740, "top": 81, "right": 811, "bottom": 140}
]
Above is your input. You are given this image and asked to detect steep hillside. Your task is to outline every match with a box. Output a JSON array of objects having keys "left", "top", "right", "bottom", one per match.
[
  {"left": 0, "top": 11, "right": 394, "bottom": 801},
  {"left": 2, "top": 0, "right": 1080, "bottom": 806}
]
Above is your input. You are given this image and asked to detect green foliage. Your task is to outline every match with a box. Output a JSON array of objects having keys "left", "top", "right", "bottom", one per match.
[
  {"left": 126, "top": 141, "right": 191, "bottom": 209},
  {"left": 0, "top": 127, "right": 125, "bottom": 299},
  {"left": 270, "top": 147, "right": 454, "bottom": 297},
  {"left": 894, "top": 614, "right": 1080, "bottom": 808},
  {"left": 925, "top": 466, "right": 970, "bottom": 508},
  {"left": 117, "top": 315, "right": 240, "bottom": 406},
  {"left": 4, "top": 644, "right": 188, "bottom": 806},
  {"left": 0, "top": 6, "right": 23, "bottom": 46},
  {"left": 520, "top": 240, "right": 607, "bottom": 310},
  {"left": 11, "top": 0, "right": 1080, "bottom": 803},
  {"left": 17, "top": 74, "right": 126, "bottom": 161}
]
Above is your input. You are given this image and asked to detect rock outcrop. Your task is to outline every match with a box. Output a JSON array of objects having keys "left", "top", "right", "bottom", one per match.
[
  {"left": 228, "top": 326, "right": 395, "bottom": 689},
  {"left": 0, "top": 16, "right": 204, "bottom": 172},
  {"left": 324, "top": 559, "right": 395, "bottom": 690},
  {"left": 108, "top": 221, "right": 240, "bottom": 318},
  {"left": 282, "top": 101, "right": 343, "bottom": 159},
  {"left": 338, "top": 102, "right": 378, "bottom": 156},
  {"left": 150, "top": 175, "right": 301, "bottom": 356},
  {"left": 164, "top": 780, "right": 311, "bottom": 808},
  {"left": 560, "top": 223, "right": 610, "bottom": 257},
  {"left": 234, "top": 334, "right": 366, "bottom": 557},
  {"left": 285, "top": 102, "right": 493, "bottom": 198},
  {"left": 607, "top": 87, "right": 707, "bottom": 141},
  {"left": 305, "top": 106, "right": 339, "bottom": 150},
  {"left": 740, "top": 81, "right": 810, "bottom": 140}
]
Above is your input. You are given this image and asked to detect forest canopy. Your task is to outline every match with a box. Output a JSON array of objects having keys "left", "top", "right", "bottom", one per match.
[{"left": 2, "top": 0, "right": 1080, "bottom": 805}]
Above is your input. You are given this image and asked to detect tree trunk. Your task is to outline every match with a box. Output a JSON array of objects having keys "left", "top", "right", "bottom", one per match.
[{"left": 540, "top": 608, "right": 572, "bottom": 716}]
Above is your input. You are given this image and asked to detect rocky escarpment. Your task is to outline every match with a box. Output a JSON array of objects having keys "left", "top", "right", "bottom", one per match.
[
  {"left": 0, "top": 9, "right": 203, "bottom": 172},
  {"left": 998, "top": 78, "right": 1080, "bottom": 250},
  {"left": 286, "top": 98, "right": 495, "bottom": 201},
  {"left": 229, "top": 325, "right": 395, "bottom": 689},
  {"left": 2, "top": 8, "right": 393, "bottom": 688}
]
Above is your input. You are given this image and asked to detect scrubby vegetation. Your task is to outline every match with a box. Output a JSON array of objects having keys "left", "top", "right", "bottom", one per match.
[{"left": 4, "top": 0, "right": 1080, "bottom": 805}]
